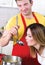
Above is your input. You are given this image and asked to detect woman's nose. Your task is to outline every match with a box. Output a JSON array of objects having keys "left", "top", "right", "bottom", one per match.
[{"left": 25, "top": 36, "right": 27, "bottom": 40}]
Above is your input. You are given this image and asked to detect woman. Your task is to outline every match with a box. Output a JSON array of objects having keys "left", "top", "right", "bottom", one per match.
[
  {"left": 25, "top": 23, "right": 45, "bottom": 65},
  {"left": 12, "top": 23, "right": 41, "bottom": 65}
]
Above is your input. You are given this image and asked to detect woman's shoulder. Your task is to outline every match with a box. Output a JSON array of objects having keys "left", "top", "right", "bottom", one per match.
[
  {"left": 41, "top": 48, "right": 45, "bottom": 57},
  {"left": 37, "top": 48, "right": 45, "bottom": 65}
]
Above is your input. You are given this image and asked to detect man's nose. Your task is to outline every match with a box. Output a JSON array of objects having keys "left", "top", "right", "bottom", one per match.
[{"left": 21, "top": 6, "right": 25, "bottom": 10}]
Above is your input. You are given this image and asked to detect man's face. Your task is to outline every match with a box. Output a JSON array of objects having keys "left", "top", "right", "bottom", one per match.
[{"left": 17, "top": 0, "right": 33, "bottom": 16}]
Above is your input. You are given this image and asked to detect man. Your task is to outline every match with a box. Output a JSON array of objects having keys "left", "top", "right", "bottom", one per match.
[
  {"left": 0, "top": 0, "right": 45, "bottom": 65},
  {"left": 0, "top": 0, "right": 45, "bottom": 46}
]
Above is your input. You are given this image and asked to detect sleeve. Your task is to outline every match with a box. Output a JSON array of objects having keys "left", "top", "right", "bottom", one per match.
[
  {"left": 4, "top": 16, "right": 16, "bottom": 30},
  {"left": 37, "top": 49, "right": 45, "bottom": 65},
  {"left": 41, "top": 59, "right": 45, "bottom": 65},
  {"left": 41, "top": 49, "right": 45, "bottom": 65}
]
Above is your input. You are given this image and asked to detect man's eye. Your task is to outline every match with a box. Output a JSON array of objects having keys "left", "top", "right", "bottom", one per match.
[
  {"left": 24, "top": 3, "right": 28, "bottom": 6},
  {"left": 18, "top": 5, "right": 21, "bottom": 7}
]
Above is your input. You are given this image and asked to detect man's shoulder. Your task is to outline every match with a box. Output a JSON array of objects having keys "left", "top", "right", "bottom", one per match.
[
  {"left": 34, "top": 12, "right": 45, "bottom": 18},
  {"left": 7, "top": 13, "right": 20, "bottom": 23},
  {"left": 33, "top": 12, "right": 45, "bottom": 26},
  {"left": 5, "top": 13, "right": 21, "bottom": 30},
  {"left": 10, "top": 13, "right": 20, "bottom": 19}
]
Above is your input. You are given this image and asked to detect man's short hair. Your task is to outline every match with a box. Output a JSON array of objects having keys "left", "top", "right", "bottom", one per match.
[{"left": 15, "top": 0, "right": 32, "bottom": 3}]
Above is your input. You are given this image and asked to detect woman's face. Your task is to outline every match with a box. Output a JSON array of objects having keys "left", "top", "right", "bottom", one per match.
[{"left": 25, "top": 28, "right": 37, "bottom": 46}]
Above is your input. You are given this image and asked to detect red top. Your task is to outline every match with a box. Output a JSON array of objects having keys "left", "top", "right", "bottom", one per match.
[{"left": 12, "top": 44, "right": 40, "bottom": 65}]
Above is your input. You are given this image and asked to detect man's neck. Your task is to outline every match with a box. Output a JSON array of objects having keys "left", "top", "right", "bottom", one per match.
[{"left": 22, "top": 12, "right": 34, "bottom": 19}]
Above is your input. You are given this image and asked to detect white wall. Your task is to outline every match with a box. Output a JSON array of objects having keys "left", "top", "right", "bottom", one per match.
[
  {"left": 0, "top": 7, "right": 19, "bottom": 28},
  {"left": 32, "top": 0, "right": 45, "bottom": 16},
  {"left": 0, "top": 0, "right": 13, "bottom": 7},
  {"left": 0, "top": 0, "right": 45, "bottom": 15}
]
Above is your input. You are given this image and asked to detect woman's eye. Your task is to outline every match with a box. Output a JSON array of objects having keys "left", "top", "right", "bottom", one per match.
[{"left": 29, "top": 36, "right": 32, "bottom": 37}]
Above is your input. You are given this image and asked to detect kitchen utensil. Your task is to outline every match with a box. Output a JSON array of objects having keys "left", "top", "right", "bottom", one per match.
[
  {"left": 16, "top": 16, "right": 24, "bottom": 46},
  {"left": 2, "top": 55, "right": 22, "bottom": 65}
]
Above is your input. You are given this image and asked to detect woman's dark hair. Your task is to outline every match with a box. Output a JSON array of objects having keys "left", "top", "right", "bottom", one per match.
[{"left": 26, "top": 23, "right": 45, "bottom": 46}]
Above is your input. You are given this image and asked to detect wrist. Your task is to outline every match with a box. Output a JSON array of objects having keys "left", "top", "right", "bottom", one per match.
[{"left": 8, "top": 30, "right": 13, "bottom": 38}]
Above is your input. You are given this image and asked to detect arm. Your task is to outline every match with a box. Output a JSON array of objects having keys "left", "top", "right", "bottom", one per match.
[
  {"left": 0, "top": 30, "right": 12, "bottom": 47},
  {"left": 0, "top": 25, "right": 19, "bottom": 47}
]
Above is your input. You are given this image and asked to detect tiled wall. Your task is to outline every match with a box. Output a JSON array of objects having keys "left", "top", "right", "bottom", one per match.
[{"left": 2, "top": 41, "right": 13, "bottom": 55}]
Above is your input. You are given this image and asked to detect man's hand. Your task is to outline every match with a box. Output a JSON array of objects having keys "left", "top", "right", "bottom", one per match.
[
  {"left": 9, "top": 25, "right": 20, "bottom": 36},
  {"left": 0, "top": 25, "right": 20, "bottom": 47}
]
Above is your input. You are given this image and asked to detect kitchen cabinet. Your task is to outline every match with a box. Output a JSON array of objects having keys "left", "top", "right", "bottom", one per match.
[
  {"left": 0, "top": 0, "right": 13, "bottom": 7},
  {"left": 0, "top": 0, "right": 17, "bottom": 8}
]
